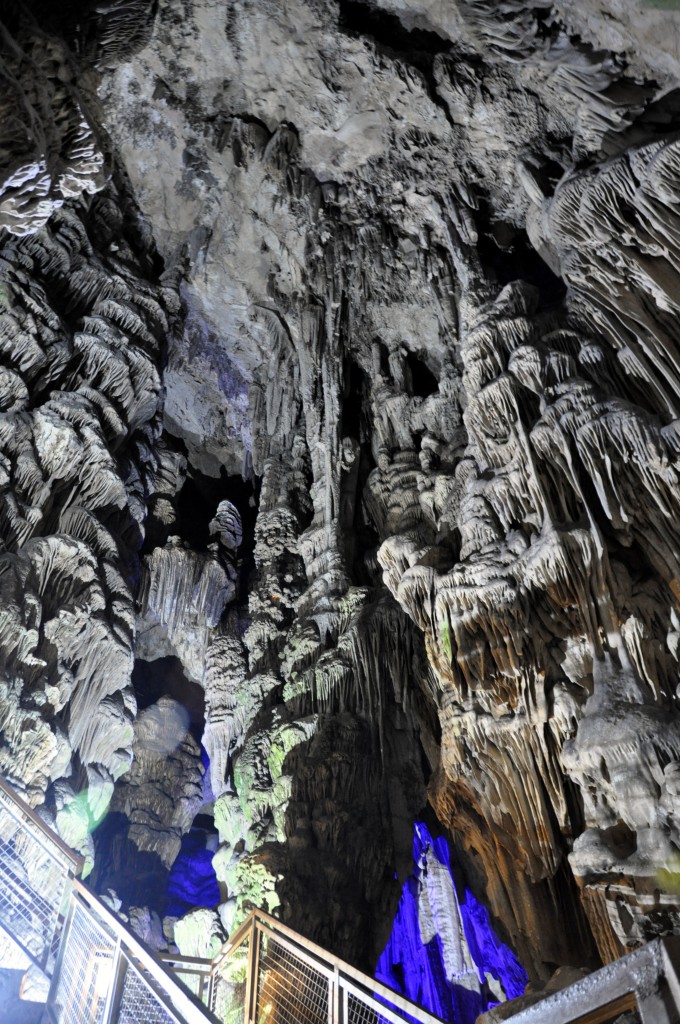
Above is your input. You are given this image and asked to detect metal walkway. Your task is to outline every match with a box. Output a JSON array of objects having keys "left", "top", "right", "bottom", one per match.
[
  {"left": 1, "top": 775, "right": 680, "bottom": 1024},
  {"left": 0, "top": 776, "right": 445, "bottom": 1024}
]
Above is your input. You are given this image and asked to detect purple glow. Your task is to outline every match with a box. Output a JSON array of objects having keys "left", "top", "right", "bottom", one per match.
[
  {"left": 165, "top": 745, "right": 220, "bottom": 918},
  {"left": 376, "top": 823, "right": 527, "bottom": 1023},
  {"left": 165, "top": 829, "right": 220, "bottom": 918}
]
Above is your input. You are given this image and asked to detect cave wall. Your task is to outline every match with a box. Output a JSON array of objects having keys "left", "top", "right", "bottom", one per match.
[{"left": 3, "top": 0, "right": 680, "bottom": 997}]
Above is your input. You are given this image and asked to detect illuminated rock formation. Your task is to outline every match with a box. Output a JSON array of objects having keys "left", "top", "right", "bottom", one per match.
[
  {"left": 376, "top": 823, "right": 527, "bottom": 1023},
  {"left": 4, "top": 0, "right": 680, "bottom": 1009}
]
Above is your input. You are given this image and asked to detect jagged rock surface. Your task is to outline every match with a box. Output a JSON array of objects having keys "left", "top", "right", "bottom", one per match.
[
  {"left": 0, "top": 1, "right": 175, "bottom": 874},
  {"left": 5, "top": 0, "right": 680, "bottom": 998}
]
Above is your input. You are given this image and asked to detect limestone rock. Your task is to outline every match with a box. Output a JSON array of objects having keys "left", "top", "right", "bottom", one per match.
[
  {"left": 6, "top": 0, "right": 680, "bottom": 997},
  {"left": 109, "top": 697, "right": 204, "bottom": 868},
  {"left": 173, "top": 907, "right": 226, "bottom": 960}
]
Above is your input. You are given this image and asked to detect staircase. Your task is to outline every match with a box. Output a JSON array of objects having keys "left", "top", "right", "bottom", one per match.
[
  {"left": 1, "top": 775, "right": 680, "bottom": 1024},
  {"left": 0, "top": 967, "right": 45, "bottom": 1023},
  {"left": 0, "top": 776, "right": 446, "bottom": 1024}
]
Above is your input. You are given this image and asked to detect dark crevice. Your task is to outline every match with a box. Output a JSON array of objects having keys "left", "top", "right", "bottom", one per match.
[
  {"left": 473, "top": 196, "right": 567, "bottom": 306},
  {"left": 338, "top": 1, "right": 451, "bottom": 59},
  {"left": 176, "top": 468, "right": 256, "bottom": 549},
  {"left": 350, "top": 442, "right": 380, "bottom": 586},
  {"left": 337, "top": 0, "right": 453, "bottom": 121},
  {"left": 132, "top": 655, "right": 205, "bottom": 742},
  {"left": 342, "top": 357, "right": 368, "bottom": 442},
  {"left": 405, "top": 351, "right": 438, "bottom": 398},
  {"left": 170, "top": 466, "right": 259, "bottom": 600}
]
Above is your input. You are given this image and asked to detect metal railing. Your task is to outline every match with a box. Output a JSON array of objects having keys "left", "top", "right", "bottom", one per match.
[
  {"left": 0, "top": 776, "right": 83, "bottom": 976},
  {"left": 44, "top": 880, "right": 219, "bottom": 1024},
  {"left": 502, "top": 935, "right": 680, "bottom": 1024},
  {"left": 162, "top": 953, "right": 213, "bottom": 1006},
  {"left": 170, "top": 910, "right": 446, "bottom": 1024},
  {"left": 177, "top": 910, "right": 680, "bottom": 1024},
  {"left": 4, "top": 774, "right": 680, "bottom": 1024}
]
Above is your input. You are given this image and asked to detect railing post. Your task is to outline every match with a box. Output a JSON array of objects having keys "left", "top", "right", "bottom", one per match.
[
  {"left": 102, "top": 939, "right": 126, "bottom": 1024},
  {"left": 331, "top": 965, "right": 340, "bottom": 1024},
  {"left": 251, "top": 917, "right": 262, "bottom": 1024},
  {"left": 206, "top": 964, "right": 215, "bottom": 1016},
  {"left": 243, "top": 915, "right": 257, "bottom": 1024}
]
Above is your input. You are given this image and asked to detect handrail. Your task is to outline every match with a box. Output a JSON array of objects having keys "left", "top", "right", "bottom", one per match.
[
  {"left": 0, "top": 775, "right": 84, "bottom": 876},
  {"left": 207, "top": 908, "right": 448, "bottom": 1024},
  {"left": 66, "top": 880, "right": 221, "bottom": 1024},
  {"left": 160, "top": 951, "right": 214, "bottom": 1005},
  {"left": 161, "top": 952, "right": 214, "bottom": 971},
  {"left": 238, "top": 908, "right": 447, "bottom": 1022},
  {"left": 500, "top": 936, "right": 680, "bottom": 1024}
]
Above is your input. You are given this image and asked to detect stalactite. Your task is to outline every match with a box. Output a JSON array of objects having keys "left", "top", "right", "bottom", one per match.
[{"left": 6, "top": 0, "right": 680, "bottom": 1001}]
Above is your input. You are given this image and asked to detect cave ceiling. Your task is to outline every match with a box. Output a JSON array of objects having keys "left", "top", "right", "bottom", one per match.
[{"left": 2, "top": 0, "right": 680, "bottom": 995}]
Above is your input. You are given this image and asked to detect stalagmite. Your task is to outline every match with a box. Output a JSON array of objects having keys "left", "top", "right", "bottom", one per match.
[{"left": 5, "top": 0, "right": 680, "bottom": 1009}]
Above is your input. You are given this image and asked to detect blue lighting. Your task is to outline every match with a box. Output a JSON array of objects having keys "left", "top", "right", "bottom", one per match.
[
  {"left": 165, "top": 829, "right": 220, "bottom": 918},
  {"left": 165, "top": 746, "right": 220, "bottom": 919},
  {"left": 376, "top": 823, "right": 527, "bottom": 1023}
]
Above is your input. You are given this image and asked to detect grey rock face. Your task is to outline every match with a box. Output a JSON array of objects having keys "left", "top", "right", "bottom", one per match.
[
  {"left": 109, "top": 696, "right": 204, "bottom": 867},
  {"left": 0, "top": 8, "right": 174, "bottom": 875},
  {"left": 5, "top": 0, "right": 680, "bottom": 990},
  {"left": 0, "top": 6, "right": 179, "bottom": 890}
]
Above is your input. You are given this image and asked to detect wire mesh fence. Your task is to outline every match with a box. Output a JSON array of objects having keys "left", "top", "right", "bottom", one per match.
[
  {"left": 52, "top": 912, "right": 199, "bottom": 1024},
  {"left": 210, "top": 929, "right": 249, "bottom": 1024},
  {"left": 0, "top": 777, "right": 82, "bottom": 974},
  {"left": 46, "top": 887, "right": 221, "bottom": 1024},
  {"left": 254, "top": 931, "right": 330, "bottom": 1024},
  {"left": 347, "top": 991, "right": 391, "bottom": 1024},
  {"left": 51, "top": 899, "right": 116, "bottom": 1024},
  {"left": 206, "top": 913, "right": 445, "bottom": 1024},
  {"left": 117, "top": 961, "right": 182, "bottom": 1024}
]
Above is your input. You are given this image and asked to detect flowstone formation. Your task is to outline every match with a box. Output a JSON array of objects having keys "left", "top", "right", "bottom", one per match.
[
  {"left": 0, "top": 2, "right": 177, "bottom": 876},
  {"left": 376, "top": 823, "right": 527, "bottom": 1024},
  {"left": 4, "top": 0, "right": 680, "bottom": 1012}
]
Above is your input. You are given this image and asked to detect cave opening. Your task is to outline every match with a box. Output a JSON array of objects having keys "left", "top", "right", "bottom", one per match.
[
  {"left": 173, "top": 464, "right": 259, "bottom": 594},
  {"left": 175, "top": 468, "right": 254, "bottom": 551},
  {"left": 165, "top": 820, "right": 220, "bottom": 919},
  {"left": 405, "top": 351, "right": 438, "bottom": 398},
  {"left": 131, "top": 655, "right": 205, "bottom": 741}
]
